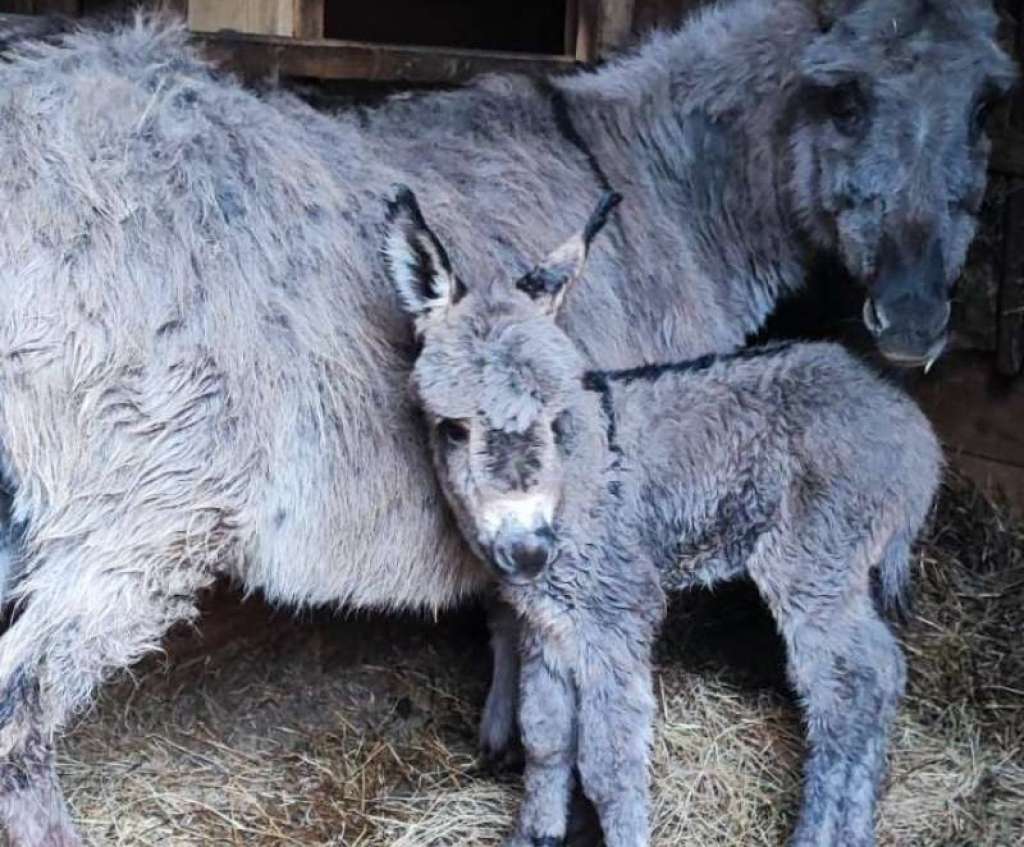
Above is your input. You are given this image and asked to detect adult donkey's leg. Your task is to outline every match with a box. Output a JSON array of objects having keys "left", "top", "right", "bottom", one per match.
[
  {"left": 0, "top": 683, "right": 78, "bottom": 847},
  {"left": 0, "top": 506, "right": 223, "bottom": 843},
  {"left": 753, "top": 557, "right": 905, "bottom": 847},
  {"left": 506, "top": 625, "right": 577, "bottom": 847}
]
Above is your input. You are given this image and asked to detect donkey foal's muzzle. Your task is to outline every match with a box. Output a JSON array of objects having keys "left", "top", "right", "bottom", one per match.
[{"left": 491, "top": 525, "right": 556, "bottom": 578}]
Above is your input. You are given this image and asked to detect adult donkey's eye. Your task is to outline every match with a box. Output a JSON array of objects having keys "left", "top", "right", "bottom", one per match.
[
  {"left": 823, "top": 82, "right": 868, "bottom": 137},
  {"left": 971, "top": 94, "right": 996, "bottom": 142},
  {"left": 437, "top": 418, "right": 470, "bottom": 445}
]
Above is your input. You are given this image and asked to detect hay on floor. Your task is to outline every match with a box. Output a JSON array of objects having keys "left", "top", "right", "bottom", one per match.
[{"left": 59, "top": 473, "right": 1023, "bottom": 845}]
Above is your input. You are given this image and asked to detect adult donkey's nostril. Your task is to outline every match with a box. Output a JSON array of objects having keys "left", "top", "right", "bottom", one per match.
[{"left": 863, "top": 298, "right": 890, "bottom": 335}]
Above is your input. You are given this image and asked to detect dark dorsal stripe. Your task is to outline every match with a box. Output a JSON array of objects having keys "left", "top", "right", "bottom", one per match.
[
  {"left": 585, "top": 341, "right": 796, "bottom": 387},
  {"left": 534, "top": 77, "right": 613, "bottom": 194},
  {"left": 581, "top": 369, "right": 621, "bottom": 456},
  {"left": 582, "top": 342, "right": 797, "bottom": 453}
]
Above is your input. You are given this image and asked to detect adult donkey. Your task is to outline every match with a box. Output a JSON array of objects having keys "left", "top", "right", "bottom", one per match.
[{"left": 0, "top": 0, "right": 1013, "bottom": 842}]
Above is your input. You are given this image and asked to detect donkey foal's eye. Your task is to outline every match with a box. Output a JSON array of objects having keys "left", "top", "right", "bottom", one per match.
[
  {"left": 551, "top": 411, "right": 572, "bottom": 448},
  {"left": 437, "top": 419, "right": 470, "bottom": 445}
]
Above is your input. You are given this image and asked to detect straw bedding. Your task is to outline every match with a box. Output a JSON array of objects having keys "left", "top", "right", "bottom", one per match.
[{"left": 58, "top": 473, "right": 1023, "bottom": 845}]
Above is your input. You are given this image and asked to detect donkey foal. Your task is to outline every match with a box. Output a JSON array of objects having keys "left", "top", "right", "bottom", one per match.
[{"left": 384, "top": 187, "right": 941, "bottom": 847}]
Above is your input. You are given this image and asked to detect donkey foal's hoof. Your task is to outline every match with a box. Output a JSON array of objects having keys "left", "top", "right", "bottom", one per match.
[{"left": 503, "top": 835, "right": 565, "bottom": 847}]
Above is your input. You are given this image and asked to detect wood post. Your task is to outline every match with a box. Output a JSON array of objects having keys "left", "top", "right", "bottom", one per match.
[
  {"left": 564, "top": 0, "right": 580, "bottom": 57},
  {"left": 292, "top": 0, "right": 323, "bottom": 40},
  {"left": 574, "top": 0, "right": 637, "bottom": 62},
  {"left": 575, "top": 0, "right": 599, "bottom": 62}
]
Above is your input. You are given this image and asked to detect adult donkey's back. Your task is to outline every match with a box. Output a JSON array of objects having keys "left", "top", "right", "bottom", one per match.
[{"left": 0, "top": 1, "right": 1013, "bottom": 842}]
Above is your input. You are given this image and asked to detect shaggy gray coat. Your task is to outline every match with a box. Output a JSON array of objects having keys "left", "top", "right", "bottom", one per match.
[
  {"left": 0, "top": 1, "right": 1008, "bottom": 841},
  {"left": 389, "top": 189, "right": 940, "bottom": 847}
]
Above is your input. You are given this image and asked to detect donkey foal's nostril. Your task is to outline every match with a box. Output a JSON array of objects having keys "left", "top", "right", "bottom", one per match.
[{"left": 508, "top": 538, "right": 550, "bottom": 576}]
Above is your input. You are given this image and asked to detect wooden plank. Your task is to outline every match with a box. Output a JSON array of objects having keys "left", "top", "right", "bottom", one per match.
[
  {"left": 597, "top": 0, "right": 635, "bottom": 52},
  {"left": 0, "top": 0, "right": 77, "bottom": 12},
  {"left": 575, "top": 0, "right": 636, "bottom": 60},
  {"left": 997, "top": 178, "right": 1024, "bottom": 374},
  {"left": 193, "top": 31, "right": 577, "bottom": 83},
  {"left": 575, "top": 0, "right": 599, "bottom": 62},
  {"left": 292, "top": 0, "right": 322, "bottom": 40},
  {"left": 188, "top": 0, "right": 293, "bottom": 37},
  {"left": 910, "top": 350, "right": 1024, "bottom": 513},
  {"left": 634, "top": 0, "right": 704, "bottom": 32},
  {"left": 564, "top": 0, "right": 579, "bottom": 57},
  {"left": 32, "top": 0, "right": 78, "bottom": 13},
  {"left": 946, "top": 452, "right": 1024, "bottom": 516},
  {"left": 996, "top": 1, "right": 1024, "bottom": 375},
  {"left": 911, "top": 351, "right": 1024, "bottom": 466}
]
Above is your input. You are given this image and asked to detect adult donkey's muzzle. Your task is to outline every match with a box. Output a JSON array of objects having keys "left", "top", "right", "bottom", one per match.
[{"left": 863, "top": 235, "right": 950, "bottom": 370}]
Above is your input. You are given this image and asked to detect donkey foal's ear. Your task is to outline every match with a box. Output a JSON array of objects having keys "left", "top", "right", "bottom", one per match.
[
  {"left": 383, "top": 185, "right": 464, "bottom": 320},
  {"left": 516, "top": 191, "right": 621, "bottom": 316}
]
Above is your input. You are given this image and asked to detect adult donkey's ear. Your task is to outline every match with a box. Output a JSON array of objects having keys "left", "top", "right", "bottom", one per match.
[
  {"left": 383, "top": 185, "right": 465, "bottom": 321},
  {"left": 516, "top": 191, "right": 621, "bottom": 316}
]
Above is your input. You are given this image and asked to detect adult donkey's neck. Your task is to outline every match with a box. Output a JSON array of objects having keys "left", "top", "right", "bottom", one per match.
[{"left": 552, "top": 0, "right": 818, "bottom": 359}]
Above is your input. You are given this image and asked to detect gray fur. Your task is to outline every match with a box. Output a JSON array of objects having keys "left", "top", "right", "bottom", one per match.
[
  {"left": 390, "top": 190, "right": 941, "bottom": 846},
  {"left": 0, "top": 0, "right": 1004, "bottom": 838}
]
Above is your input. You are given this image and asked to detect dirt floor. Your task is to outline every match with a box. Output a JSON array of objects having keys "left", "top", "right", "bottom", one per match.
[{"left": 58, "top": 473, "right": 1023, "bottom": 846}]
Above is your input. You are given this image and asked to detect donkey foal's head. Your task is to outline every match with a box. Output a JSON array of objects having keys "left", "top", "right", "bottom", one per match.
[{"left": 383, "top": 187, "right": 620, "bottom": 580}]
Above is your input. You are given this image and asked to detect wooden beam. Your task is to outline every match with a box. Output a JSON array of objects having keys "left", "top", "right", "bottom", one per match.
[
  {"left": 32, "top": 0, "right": 79, "bottom": 13},
  {"left": 292, "top": 0, "right": 323, "bottom": 40},
  {"left": 0, "top": 0, "right": 78, "bottom": 12},
  {"left": 193, "top": 31, "right": 578, "bottom": 84}
]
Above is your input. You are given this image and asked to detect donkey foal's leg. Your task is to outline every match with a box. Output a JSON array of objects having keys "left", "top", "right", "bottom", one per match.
[
  {"left": 481, "top": 595, "right": 522, "bottom": 765},
  {"left": 506, "top": 628, "right": 577, "bottom": 847},
  {"left": 576, "top": 644, "right": 655, "bottom": 847},
  {"left": 778, "top": 602, "right": 905, "bottom": 847}
]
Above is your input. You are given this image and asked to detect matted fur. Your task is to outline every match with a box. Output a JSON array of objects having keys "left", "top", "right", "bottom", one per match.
[{"left": 0, "top": 0, "right": 1011, "bottom": 840}]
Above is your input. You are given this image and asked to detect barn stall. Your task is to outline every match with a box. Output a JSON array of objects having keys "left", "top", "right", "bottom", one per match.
[{"left": 0, "top": 1, "right": 1022, "bottom": 844}]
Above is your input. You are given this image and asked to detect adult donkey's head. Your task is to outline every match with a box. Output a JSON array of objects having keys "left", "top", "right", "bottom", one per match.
[
  {"left": 383, "top": 186, "right": 619, "bottom": 580},
  {"left": 789, "top": 0, "right": 1016, "bottom": 366}
]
